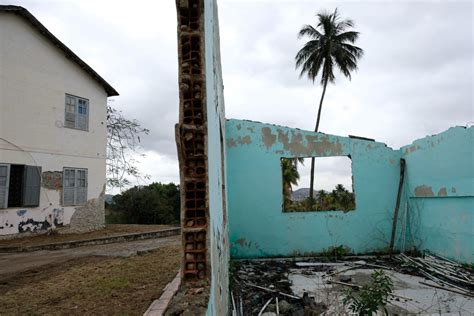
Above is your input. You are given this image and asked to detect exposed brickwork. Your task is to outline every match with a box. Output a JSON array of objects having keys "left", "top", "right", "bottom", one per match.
[{"left": 175, "top": 0, "right": 208, "bottom": 281}]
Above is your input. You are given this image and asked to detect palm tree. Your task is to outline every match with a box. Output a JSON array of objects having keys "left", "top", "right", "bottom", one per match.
[
  {"left": 281, "top": 158, "right": 304, "bottom": 208},
  {"left": 295, "top": 8, "right": 363, "bottom": 203}
]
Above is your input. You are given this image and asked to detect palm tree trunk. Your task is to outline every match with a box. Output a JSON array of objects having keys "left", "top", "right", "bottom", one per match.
[{"left": 309, "top": 79, "right": 329, "bottom": 204}]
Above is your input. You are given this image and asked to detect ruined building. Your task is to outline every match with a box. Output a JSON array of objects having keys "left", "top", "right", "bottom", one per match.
[{"left": 174, "top": 0, "right": 473, "bottom": 314}]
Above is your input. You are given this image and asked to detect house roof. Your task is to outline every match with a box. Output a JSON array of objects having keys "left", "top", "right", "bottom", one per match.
[{"left": 0, "top": 5, "right": 119, "bottom": 97}]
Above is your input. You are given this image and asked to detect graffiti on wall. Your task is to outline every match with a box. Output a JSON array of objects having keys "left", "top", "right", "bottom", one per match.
[{"left": 18, "top": 208, "right": 65, "bottom": 232}]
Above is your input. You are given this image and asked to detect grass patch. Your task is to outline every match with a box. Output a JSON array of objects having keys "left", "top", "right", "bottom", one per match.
[{"left": 0, "top": 244, "right": 181, "bottom": 315}]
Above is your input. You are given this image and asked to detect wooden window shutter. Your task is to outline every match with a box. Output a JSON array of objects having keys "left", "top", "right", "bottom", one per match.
[
  {"left": 0, "top": 165, "right": 10, "bottom": 209},
  {"left": 23, "top": 166, "right": 42, "bottom": 207}
]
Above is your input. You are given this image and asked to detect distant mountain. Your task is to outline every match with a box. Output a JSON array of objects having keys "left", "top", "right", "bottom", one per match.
[{"left": 291, "top": 188, "right": 319, "bottom": 201}]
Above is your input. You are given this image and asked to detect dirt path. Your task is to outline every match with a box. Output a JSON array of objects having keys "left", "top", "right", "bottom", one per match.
[
  {"left": 0, "top": 236, "right": 181, "bottom": 315},
  {"left": 0, "top": 235, "right": 180, "bottom": 280}
]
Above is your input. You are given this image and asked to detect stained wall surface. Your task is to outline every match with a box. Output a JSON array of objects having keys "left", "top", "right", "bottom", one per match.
[
  {"left": 204, "top": 0, "right": 229, "bottom": 314},
  {"left": 225, "top": 120, "right": 473, "bottom": 264},
  {"left": 225, "top": 119, "right": 402, "bottom": 259},
  {"left": 402, "top": 126, "right": 473, "bottom": 263},
  {"left": 175, "top": 0, "right": 229, "bottom": 314}
]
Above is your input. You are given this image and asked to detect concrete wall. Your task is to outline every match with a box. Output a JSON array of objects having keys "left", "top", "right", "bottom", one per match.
[
  {"left": 204, "top": 0, "right": 229, "bottom": 314},
  {"left": 225, "top": 119, "right": 402, "bottom": 258},
  {"left": 0, "top": 13, "right": 107, "bottom": 235},
  {"left": 401, "top": 126, "right": 473, "bottom": 263},
  {"left": 175, "top": 0, "right": 229, "bottom": 313},
  {"left": 225, "top": 120, "right": 473, "bottom": 263}
]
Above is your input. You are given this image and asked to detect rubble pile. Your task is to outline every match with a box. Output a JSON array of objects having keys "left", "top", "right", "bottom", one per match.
[{"left": 230, "top": 253, "right": 473, "bottom": 315}]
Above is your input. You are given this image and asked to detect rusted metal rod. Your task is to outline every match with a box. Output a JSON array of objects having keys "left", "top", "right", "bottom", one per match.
[{"left": 389, "top": 158, "right": 406, "bottom": 256}]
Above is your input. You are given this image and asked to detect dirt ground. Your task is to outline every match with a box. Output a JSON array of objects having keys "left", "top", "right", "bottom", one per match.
[
  {"left": 0, "top": 242, "right": 181, "bottom": 315},
  {"left": 0, "top": 224, "right": 174, "bottom": 247}
]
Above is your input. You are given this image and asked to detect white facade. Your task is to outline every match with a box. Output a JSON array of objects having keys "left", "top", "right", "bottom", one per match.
[{"left": 0, "top": 10, "right": 117, "bottom": 236}]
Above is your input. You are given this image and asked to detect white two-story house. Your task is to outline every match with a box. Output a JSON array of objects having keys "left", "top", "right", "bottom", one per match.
[{"left": 0, "top": 5, "right": 118, "bottom": 236}]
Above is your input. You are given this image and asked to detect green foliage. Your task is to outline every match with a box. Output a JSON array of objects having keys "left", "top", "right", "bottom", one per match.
[
  {"left": 322, "top": 245, "right": 349, "bottom": 260},
  {"left": 295, "top": 8, "right": 364, "bottom": 86},
  {"left": 285, "top": 184, "right": 355, "bottom": 212},
  {"left": 343, "top": 270, "right": 394, "bottom": 315},
  {"left": 295, "top": 8, "right": 363, "bottom": 199},
  {"left": 281, "top": 158, "right": 304, "bottom": 209},
  {"left": 107, "top": 182, "right": 180, "bottom": 225}
]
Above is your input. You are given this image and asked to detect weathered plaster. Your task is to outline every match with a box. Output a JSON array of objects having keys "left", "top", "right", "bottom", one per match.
[
  {"left": 414, "top": 185, "right": 434, "bottom": 197},
  {"left": 401, "top": 126, "right": 473, "bottom": 263},
  {"left": 437, "top": 187, "right": 447, "bottom": 197},
  {"left": 68, "top": 185, "right": 105, "bottom": 233},
  {"left": 204, "top": 0, "right": 230, "bottom": 314},
  {"left": 226, "top": 121, "right": 473, "bottom": 263},
  {"left": 0, "top": 13, "right": 108, "bottom": 237},
  {"left": 226, "top": 119, "right": 401, "bottom": 259},
  {"left": 41, "top": 171, "right": 62, "bottom": 190}
]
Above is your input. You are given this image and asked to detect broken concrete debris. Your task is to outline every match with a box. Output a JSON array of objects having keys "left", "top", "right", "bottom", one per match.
[{"left": 231, "top": 254, "right": 474, "bottom": 315}]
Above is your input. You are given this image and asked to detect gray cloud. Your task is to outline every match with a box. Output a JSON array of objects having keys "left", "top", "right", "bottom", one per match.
[{"left": 3, "top": 0, "right": 472, "bottom": 188}]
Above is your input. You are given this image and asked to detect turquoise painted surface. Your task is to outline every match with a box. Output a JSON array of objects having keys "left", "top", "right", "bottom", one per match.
[
  {"left": 225, "top": 119, "right": 402, "bottom": 258},
  {"left": 402, "top": 126, "right": 473, "bottom": 263},
  {"left": 204, "top": 0, "right": 229, "bottom": 315},
  {"left": 225, "top": 121, "right": 473, "bottom": 263}
]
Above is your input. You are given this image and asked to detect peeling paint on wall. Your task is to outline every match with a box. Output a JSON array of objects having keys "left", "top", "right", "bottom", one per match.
[
  {"left": 237, "top": 135, "right": 251, "bottom": 145},
  {"left": 227, "top": 138, "right": 237, "bottom": 148},
  {"left": 41, "top": 171, "right": 62, "bottom": 190},
  {"left": 226, "top": 120, "right": 473, "bottom": 263},
  {"left": 414, "top": 185, "right": 435, "bottom": 197},
  {"left": 68, "top": 185, "right": 105, "bottom": 233},
  {"left": 226, "top": 119, "right": 401, "bottom": 259},
  {"left": 261, "top": 127, "right": 276, "bottom": 149},
  {"left": 274, "top": 129, "right": 343, "bottom": 156},
  {"left": 402, "top": 126, "right": 473, "bottom": 263},
  {"left": 437, "top": 187, "right": 447, "bottom": 197}
]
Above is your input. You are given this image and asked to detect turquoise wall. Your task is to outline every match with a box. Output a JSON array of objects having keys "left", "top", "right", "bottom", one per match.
[
  {"left": 204, "top": 0, "right": 229, "bottom": 315},
  {"left": 225, "top": 120, "right": 473, "bottom": 263},
  {"left": 402, "top": 126, "right": 473, "bottom": 263},
  {"left": 225, "top": 119, "right": 402, "bottom": 258}
]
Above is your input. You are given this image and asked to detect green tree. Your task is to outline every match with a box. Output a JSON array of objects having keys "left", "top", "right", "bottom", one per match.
[
  {"left": 109, "top": 182, "right": 180, "bottom": 225},
  {"left": 295, "top": 8, "right": 363, "bottom": 204},
  {"left": 281, "top": 158, "right": 304, "bottom": 209}
]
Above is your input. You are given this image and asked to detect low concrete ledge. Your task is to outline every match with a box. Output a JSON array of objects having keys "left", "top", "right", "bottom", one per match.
[
  {"left": 144, "top": 272, "right": 181, "bottom": 316},
  {"left": 0, "top": 227, "right": 181, "bottom": 253}
]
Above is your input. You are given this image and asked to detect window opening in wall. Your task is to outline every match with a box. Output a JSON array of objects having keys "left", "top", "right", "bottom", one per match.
[
  {"left": 281, "top": 156, "right": 355, "bottom": 212},
  {"left": 0, "top": 164, "right": 42, "bottom": 209},
  {"left": 8, "top": 165, "right": 24, "bottom": 207}
]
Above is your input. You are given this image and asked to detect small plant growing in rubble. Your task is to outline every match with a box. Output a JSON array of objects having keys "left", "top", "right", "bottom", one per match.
[
  {"left": 321, "top": 245, "right": 349, "bottom": 261},
  {"left": 343, "top": 270, "right": 393, "bottom": 315}
]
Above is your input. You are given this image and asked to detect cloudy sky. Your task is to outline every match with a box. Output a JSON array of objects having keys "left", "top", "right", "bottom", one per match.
[{"left": 3, "top": 0, "right": 472, "bottom": 192}]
